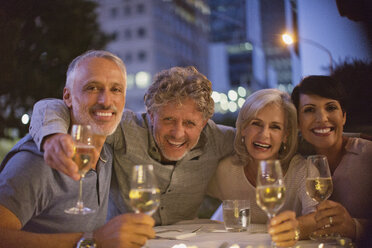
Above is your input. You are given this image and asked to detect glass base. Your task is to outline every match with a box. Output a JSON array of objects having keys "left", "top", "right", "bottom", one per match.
[
  {"left": 309, "top": 232, "right": 341, "bottom": 241},
  {"left": 64, "top": 206, "right": 95, "bottom": 215}
]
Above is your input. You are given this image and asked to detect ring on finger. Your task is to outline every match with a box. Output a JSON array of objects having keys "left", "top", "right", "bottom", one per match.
[
  {"left": 294, "top": 229, "right": 300, "bottom": 241},
  {"left": 329, "top": 216, "right": 333, "bottom": 225}
]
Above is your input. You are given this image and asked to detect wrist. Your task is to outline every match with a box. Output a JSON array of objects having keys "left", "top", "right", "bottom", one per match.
[
  {"left": 76, "top": 232, "right": 96, "bottom": 248},
  {"left": 353, "top": 218, "right": 364, "bottom": 241}
]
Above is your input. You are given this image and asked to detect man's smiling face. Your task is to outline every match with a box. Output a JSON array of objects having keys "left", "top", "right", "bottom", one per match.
[{"left": 150, "top": 97, "right": 207, "bottom": 163}]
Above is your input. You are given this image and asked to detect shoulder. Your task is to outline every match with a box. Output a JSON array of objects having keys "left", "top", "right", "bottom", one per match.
[
  {"left": 1, "top": 146, "right": 50, "bottom": 182},
  {"left": 346, "top": 137, "right": 372, "bottom": 155},
  {"left": 121, "top": 109, "right": 147, "bottom": 128},
  {"left": 206, "top": 120, "right": 235, "bottom": 133},
  {"left": 204, "top": 120, "right": 235, "bottom": 141},
  {"left": 286, "top": 154, "right": 307, "bottom": 174},
  {"left": 216, "top": 155, "right": 242, "bottom": 173},
  {"left": 0, "top": 135, "right": 43, "bottom": 171}
]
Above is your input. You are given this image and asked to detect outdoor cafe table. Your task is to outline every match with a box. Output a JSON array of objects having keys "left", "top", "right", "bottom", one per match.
[{"left": 145, "top": 219, "right": 351, "bottom": 248}]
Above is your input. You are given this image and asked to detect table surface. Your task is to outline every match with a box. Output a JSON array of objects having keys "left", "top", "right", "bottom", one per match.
[{"left": 145, "top": 219, "right": 351, "bottom": 248}]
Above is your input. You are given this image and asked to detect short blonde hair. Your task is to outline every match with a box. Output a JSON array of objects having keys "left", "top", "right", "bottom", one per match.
[
  {"left": 144, "top": 66, "right": 214, "bottom": 120},
  {"left": 234, "top": 89, "right": 298, "bottom": 170}
]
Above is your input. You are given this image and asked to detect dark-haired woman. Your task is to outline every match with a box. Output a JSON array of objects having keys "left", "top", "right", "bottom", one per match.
[{"left": 291, "top": 75, "right": 372, "bottom": 241}]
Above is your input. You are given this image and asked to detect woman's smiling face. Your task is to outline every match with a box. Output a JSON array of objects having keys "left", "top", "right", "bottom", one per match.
[
  {"left": 298, "top": 94, "right": 346, "bottom": 151},
  {"left": 242, "top": 103, "right": 287, "bottom": 162}
]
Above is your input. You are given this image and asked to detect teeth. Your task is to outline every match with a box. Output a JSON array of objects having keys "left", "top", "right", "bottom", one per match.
[
  {"left": 253, "top": 142, "right": 271, "bottom": 148},
  {"left": 313, "top": 128, "right": 331, "bottom": 134},
  {"left": 168, "top": 140, "right": 185, "bottom": 147},
  {"left": 96, "top": 112, "right": 112, "bottom": 117}
]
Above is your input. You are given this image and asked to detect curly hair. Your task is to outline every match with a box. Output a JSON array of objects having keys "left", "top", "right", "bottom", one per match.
[
  {"left": 144, "top": 66, "right": 214, "bottom": 119},
  {"left": 234, "top": 89, "right": 298, "bottom": 171}
]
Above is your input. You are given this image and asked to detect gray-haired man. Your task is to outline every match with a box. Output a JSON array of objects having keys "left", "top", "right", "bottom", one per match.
[{"left": 0, "top": 50, "right": 155, "bottom": 248}]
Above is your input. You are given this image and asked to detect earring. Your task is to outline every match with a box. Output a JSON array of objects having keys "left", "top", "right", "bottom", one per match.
[
  {"left": 242, "top": 137, "right": 245, "bottom": 143},
  {"left": 282, "top": 142, "right": 287, "bottom": 152}
]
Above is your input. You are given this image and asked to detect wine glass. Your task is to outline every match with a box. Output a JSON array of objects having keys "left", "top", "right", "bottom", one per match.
[
  {"left": 306, "top": 154, "right": 333, "bottom": 240},
  {"left": 256, "top": 160, "right": 286, "bottom": 221},
  {"left": 65, "top": 124, "right": 96, "bottom": 215},
  {"left": 129, "top": 164, "right": 160, "bottom": 216}
]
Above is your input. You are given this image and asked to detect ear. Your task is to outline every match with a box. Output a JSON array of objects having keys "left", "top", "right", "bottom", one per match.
[
  {"left": 149, "top": 111, "right": 155, "bottom": 125},
  {"left": 63, "top": 87, "right": 72, "bottom": 108},
  {"left": 342, "top": 111, "right": 347, "bottom": 126},
  {"left": 202, "top": 119, "right": 208, "bottom": 129}
]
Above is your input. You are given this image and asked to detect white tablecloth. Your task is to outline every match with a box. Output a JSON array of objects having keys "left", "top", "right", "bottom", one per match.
[{"left": 145, "top": 219, "right": 351, "bottom": 248}]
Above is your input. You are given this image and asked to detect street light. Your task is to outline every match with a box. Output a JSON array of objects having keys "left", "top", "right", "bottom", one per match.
[{"left": 281, "top": 33, "right": 334, "bottom": 73}]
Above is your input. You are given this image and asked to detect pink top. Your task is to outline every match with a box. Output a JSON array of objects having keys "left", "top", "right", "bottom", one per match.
[{"left": 329, "top": 137, "right": 372, "bottom": 219}]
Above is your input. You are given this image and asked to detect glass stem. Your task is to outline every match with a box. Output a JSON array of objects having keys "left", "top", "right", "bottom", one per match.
[{"left": 77, "top": 177, "right": 84, "bottom": 210}]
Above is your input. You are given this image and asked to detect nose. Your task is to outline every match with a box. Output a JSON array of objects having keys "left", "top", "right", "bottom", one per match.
[
  {"left": 259, "top": 125, "right": 270, "bottom": 138},
  {"left": 315, "top": 108, "right": 328, "bottom": 122},
  {"left": 170, "top": 121, "right": 185, "bottom": 139},
  {"left": 97, "top": 89, "right": 112, "bottom": 107}
]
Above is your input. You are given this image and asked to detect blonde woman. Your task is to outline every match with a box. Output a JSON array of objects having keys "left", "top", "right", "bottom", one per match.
[{"left": 208, "top": 89, "right": 316, "bottom": 247}]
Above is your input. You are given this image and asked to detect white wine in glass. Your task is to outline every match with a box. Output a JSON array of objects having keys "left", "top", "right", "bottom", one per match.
[
  {"left": 65, "top": 124, "right": 96, "bottom": 215},
  {"left": 306, "top": 154, "right": 333, "bottom": 240},
  {"left": 256, "top": 160, "right": 286, "bottom": 220},
  {"left": 129, "top": 164, "right": 160, "bottom": 216}
]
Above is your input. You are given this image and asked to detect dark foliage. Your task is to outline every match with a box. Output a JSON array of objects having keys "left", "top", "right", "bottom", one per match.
[
  {"left": 0, "top": 0, "right": 111, "bottom": 138},
  {"left": 331, "top": 59, "right": 372, "bottom": 132}
]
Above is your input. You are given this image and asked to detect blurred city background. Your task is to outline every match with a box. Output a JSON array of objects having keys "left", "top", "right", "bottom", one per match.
[{"left": 1, "top": 0, "right": 372, "bottom": 160}]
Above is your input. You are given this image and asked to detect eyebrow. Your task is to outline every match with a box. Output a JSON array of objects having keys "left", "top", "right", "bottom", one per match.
[
  {"left": 301, "top": 100, "right": 338, "bottom": 107},
  {"left": 251, "top": 118, "right": 284, "bottom": 125}
]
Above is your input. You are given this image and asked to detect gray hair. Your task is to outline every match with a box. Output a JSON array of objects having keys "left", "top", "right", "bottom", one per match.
[
  {"left": 234, "top": 89, "right": 298, "bottom": 170},
  {"left": 66, "top": 50, "right": 127, "bottom": 88},
  {"left": 144, "top": 66, "right": 214, "bottom": 120}
]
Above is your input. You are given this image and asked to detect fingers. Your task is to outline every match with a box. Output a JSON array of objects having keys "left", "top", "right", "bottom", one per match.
[
  {"left": 43, "top": 133, "right": 80, "bottom": 180},
  {"left": 122, "top": 213, "right": 156, "bottom": 227},
  {"left": 270, "top": 211, "right": 296, "bottom": 226},
  {"left": 269, "top": 211, "right": 299, "bottom": 247},
  {"left": 271, "top": 228, "right": 299, "bottom": 247},
  {"left": 316, "top": 200, "right": 338, "bottom": 211},
  {"left": 315, "top": 202, "right": 344, "bottom": 229},
  {"left": 95, "top": 214, "right": 156, "bottom": 248}
]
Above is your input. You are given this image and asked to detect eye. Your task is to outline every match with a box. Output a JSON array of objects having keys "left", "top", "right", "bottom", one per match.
[
  {"left": 86, "top": 85, "right": 98, "bottom": 91},
  {"left": 326, "top": 104, "right": 338, "bottom": 112},
  {"left": 185, "top": 120, "right": 196, "bottom": 127},
  {"left": 303, "top": 106, "right": 315, "bottom": 113},
  {"left": 271, "top": 124, "right": 282, "bottom": 130},
  {"left": 251, "top": 121, "right": 261, "bottom": 126},
  {"left": 111, "top": 87, "right": 123, "bottom": 93},
  {"left": 163, "top": 117, "right": 173, "bottom": 122}
]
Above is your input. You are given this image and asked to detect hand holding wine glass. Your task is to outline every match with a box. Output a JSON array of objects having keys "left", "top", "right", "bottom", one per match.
[
  {"left": 306, "top": 155, "right": 333, "bottom": 203},
  {"left": 305, "top": 154, "right": 334, "bottom": 240},
  {"left": 256, "top": 160, "right": 286, "bottom": 247},
  {"left": 256, "top": 160, "right": 286, "bottom": 221},
  {"left": 65, "top": 124, "right": 96, "bottom": 215},
  {"left": 129, "top": 164, "right": 160, "bottom": 216}
]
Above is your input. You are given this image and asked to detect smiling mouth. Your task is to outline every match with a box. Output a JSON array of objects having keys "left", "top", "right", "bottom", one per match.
[
  {"left": 96, "top": 111, "right": 114, "bottom": 117},
  {"left": 167, "top": 139, "right": 186, "bottom": 148},
  {"left": 312, "top": 127, "right": 334, "bottom": 134},
  {"left": 253, "top": 142, "right": 271, "bottom": 149}
]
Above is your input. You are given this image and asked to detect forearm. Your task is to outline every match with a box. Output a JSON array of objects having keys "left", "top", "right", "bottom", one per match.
[
  {"left": 0, "top": 229, "right": 82, "bottom": 248},
  {"left": 29, "top": 98, "right": 70, "bottom": 151},
  {"left": 297, "top": 212, "right": 316, "bottom": 240}
]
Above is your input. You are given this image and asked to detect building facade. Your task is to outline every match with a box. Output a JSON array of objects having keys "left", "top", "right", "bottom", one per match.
[{"left": 96, "top": 0, "right": 210, "bottom": 111}]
